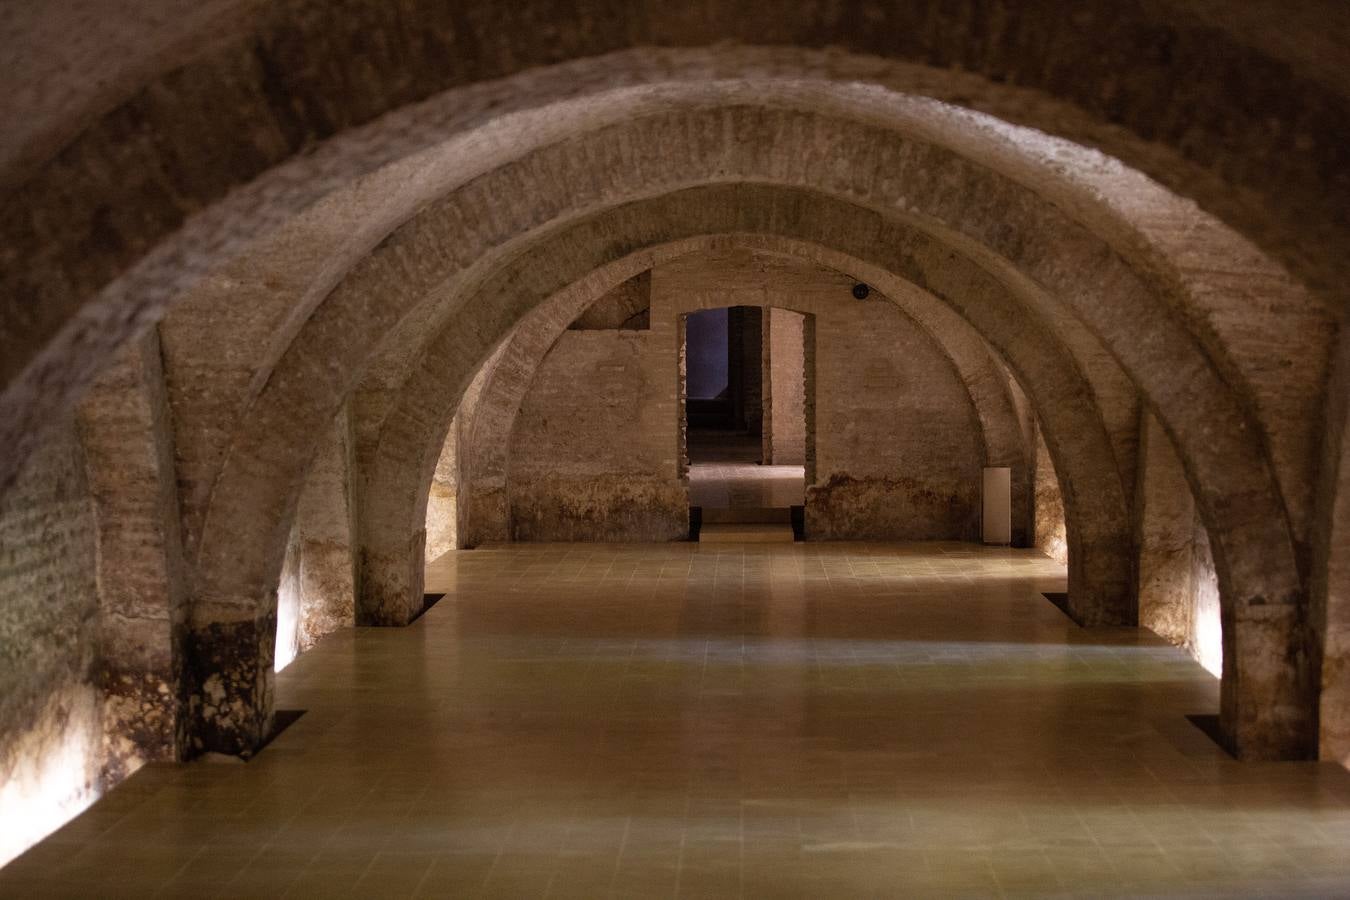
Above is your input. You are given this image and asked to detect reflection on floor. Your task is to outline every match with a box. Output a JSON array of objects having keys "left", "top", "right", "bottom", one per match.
[
  {"left": 688, "top": 463, "right": 805, "bottom": 510},
  {"left": 5, "top": 543, "right": 1350, "bottom": 897}
]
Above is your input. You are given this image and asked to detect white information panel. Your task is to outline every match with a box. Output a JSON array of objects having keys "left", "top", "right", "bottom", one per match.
[{"left": 982, "top": 466, "right": 1012, "bottom": 545}]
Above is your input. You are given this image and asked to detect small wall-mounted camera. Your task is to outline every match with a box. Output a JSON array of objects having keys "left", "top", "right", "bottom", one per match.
[{"left": 852, "top": 283, "right": 871, "bottom": 300}]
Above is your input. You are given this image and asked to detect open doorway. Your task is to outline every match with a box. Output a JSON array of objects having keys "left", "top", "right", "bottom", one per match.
[
  {"left": 685, "top": 306, "right": 761, "bottom": 464},
  {"left": 681, "top": 306, "right": 811, "bottom": 528}
]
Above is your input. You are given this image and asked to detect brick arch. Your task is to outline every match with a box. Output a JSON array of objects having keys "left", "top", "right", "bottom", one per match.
[
  {"left": 343, "top": 189, "right": 1305, "bottom": 763},
  {"left": 654, "top": 250, "right": 998, "bottom": 543},
  {"left": 173, "top": 102, "right": 1311, "bottom": 760},
  {"left": 357, "top": 205, "right": 1128, "bottom": 622},
  {"left": 4, "top": 5, "right": 1345, "bottom": 488},
  {"left": 455, "top": 252, "right": 1030, "bottom": 550},
  {"left": 2, "top": 54, "right": 1334, "bottom": 527}
]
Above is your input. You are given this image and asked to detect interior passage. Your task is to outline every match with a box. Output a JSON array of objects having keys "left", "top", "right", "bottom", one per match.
[{"left": 4, "top": 544, "right": 1348, "bottom": 898}]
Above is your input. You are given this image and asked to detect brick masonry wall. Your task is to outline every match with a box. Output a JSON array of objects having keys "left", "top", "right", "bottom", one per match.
[
  {"left": 1136, "top": 413, "right": 1222, "bottom": 676},
  {"left": 807, "top": 290, "right": 982, "bottom": 541},
  {"left": 0, "top": 421, "right": 102, "bottom": 866},
  {"left": 508, "top": 331, "right": 686, "bottom": 542},
  {"left": 651, "top": 248, "right": 984, "bottom": 542},
  {"left": 570, "top": 271, "right": 651, "bottom": 330},
  {"left": 451, "top": 344, "right": 505, "bottom": 550},
  {"left": 763, "top": 308, "right": 807, "bottom": 465},
  {"left": 79, "top": 331, "right": 189, "bottom": 785},
  {"left": 173, "top": 106, "right": 1312, "bottom": 754}
]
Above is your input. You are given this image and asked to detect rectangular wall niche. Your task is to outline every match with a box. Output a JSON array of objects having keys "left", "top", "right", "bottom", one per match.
[{"left": 982, "top": 466, "right": 1012, "bottom": 544}]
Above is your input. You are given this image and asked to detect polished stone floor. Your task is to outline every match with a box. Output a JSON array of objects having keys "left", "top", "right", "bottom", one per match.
[{"left": 5, "top": 543, "right": 1350, "bottom": 897}]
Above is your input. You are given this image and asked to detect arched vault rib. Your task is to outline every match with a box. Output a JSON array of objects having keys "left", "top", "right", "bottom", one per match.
[
  {"left": 2, "top": 64, "right": 1331, "bottom": 547},
  {"left": 342, "top": 98, "right": 1154, "bottom": 529},
  {"left": 355, "top": 205, "right": 1130, "bottom": 628},
  {"left": 173, "top": 92, "right": 1317, "bottom": 591},
  {"left": 355, "top": 195, "right": 1310, "bottom": 761},
  {"left": 201, "top": 188, "right": 1302, "bottom": 767},
  {"left": 163, "top": 106, "right": 1309, "bottom": 761},
  {"left": 3, "top": 5, "right": 1345, "bottom": 466},
  {"left": 452, "top": 250, "right": 1032, "bottom": 550},
  {"left": 180, "top": 119, "right": 1312, "bottom": 762}
]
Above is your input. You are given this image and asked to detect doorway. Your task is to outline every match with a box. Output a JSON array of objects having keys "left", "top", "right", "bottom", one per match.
[{"left": 681, "top": 306, "right": 811, "bottom": 522}]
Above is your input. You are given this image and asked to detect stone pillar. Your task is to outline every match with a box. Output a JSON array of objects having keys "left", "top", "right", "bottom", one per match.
[
  {"left": 453, "top": 341, "right": 508, "bottom": 549},
  {"left": 761, "top": 313, "right": 774, "bottom": 464},
  {"left": 1033, "top": 420, "right": 1136, "bottom": 627},
  {"left": 763, "top": 308, "right": 806, "bottom": 465},
  {"left": 276, "top": 408, "right": 358, "bottom": 668},
  {"left": 803, "top": 313, "right": 817, "bottom": 488},
  {"left": 78, "top": 330, "right": 191, "bottom": 779},
  {"left": 1134, "top": 412, "right": 1221, "bottom": 675},
  {"left": 1314, "top": 327, "right": 1350, "bottom": 766},
  {"left": 0, "top": 420, "right": 102, "bottom": 863},
  {"left": 186, "top": 611, "right": 275, "bottom": 756},
  {"left": 651, "top": 269, "right": 696, "bottom": 489},
  {"left": 1031, "top": 425, "right": 1068, "bottom": 566},
  {"left": 352, "top": 397, "right": 437, "bottom": 628},
  {"left": 358, "top": 531, "right": 426, "bottom": 627},
  {"left": 424, "top": 414, "right": 459, "bottom": 562},
  {"left": 677, "top": 314, "right": 689, "bottom": 480}
]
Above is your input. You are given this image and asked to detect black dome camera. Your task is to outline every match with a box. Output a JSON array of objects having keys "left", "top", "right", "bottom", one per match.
[{"left": 852, "top": 283, "right": 870, "bottom": 300}]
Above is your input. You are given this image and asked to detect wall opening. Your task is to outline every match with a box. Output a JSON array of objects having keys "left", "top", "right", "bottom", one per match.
[
  {"left": 685, "top": 306, "right": 761, "bottom": 462},
  {"left": 681, "top": 306, "right": 811, "bottom": 516}
]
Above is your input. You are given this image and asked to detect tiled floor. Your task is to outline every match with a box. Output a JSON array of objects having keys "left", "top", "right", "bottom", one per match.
[
  {"left": 688, "top": 463, "right": 805, "bottom": 509},
  {"left": 5, "top": 543, "right": 1350, "bottom": 897}
]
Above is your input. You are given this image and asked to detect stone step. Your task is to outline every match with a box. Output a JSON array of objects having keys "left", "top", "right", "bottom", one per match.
[
  {"left": 698, "top": 523, "right": 796, "bottom": 543},
  {"left": 699, "top": 506, "right": 793, "bottom": 524}
]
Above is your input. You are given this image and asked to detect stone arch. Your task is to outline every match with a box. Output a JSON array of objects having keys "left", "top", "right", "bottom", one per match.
[
  {"left": 273, "top": 405, "right": 357, "bottom": 672},
  {"left": 3, "top": 61, "right": 1332, "bottom": 540},
  {"left": 92, "top": 93, "right": 1306, "bottom": 674},
  {"left": 4, "top": 9, "right": 1344, "bottom": 486},
  {"left": 3, "top": 4, "right": 1346, "bottom": 869},
  {"left": 427, "top": 341, "right": 507, "bottom": 557},
  {"left": 348, "top": 199, "right": 1128, "bottom": 626},
  {"left": 653, "top": 248, "right": 990, "bottom": 543},
  {"left": 340, "top": 194, "right": 1306, "bottom": 766},
  {"left": 1314, "top": 336, "right": 1350, "bottom": 767},
  {"left": 454, "top": 250, "right": 1031, "bottom": 549},
  {"left": 157, "top": 96, "right": 1312, "bottom": 761}
]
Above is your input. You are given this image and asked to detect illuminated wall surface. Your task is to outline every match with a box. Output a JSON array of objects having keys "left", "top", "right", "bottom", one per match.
[
  {"left": 0, "top": 687, "right": 102, "bottom": 866},
  {"left": 0, "top": 429, "right": 106, "bottom": 866}
]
